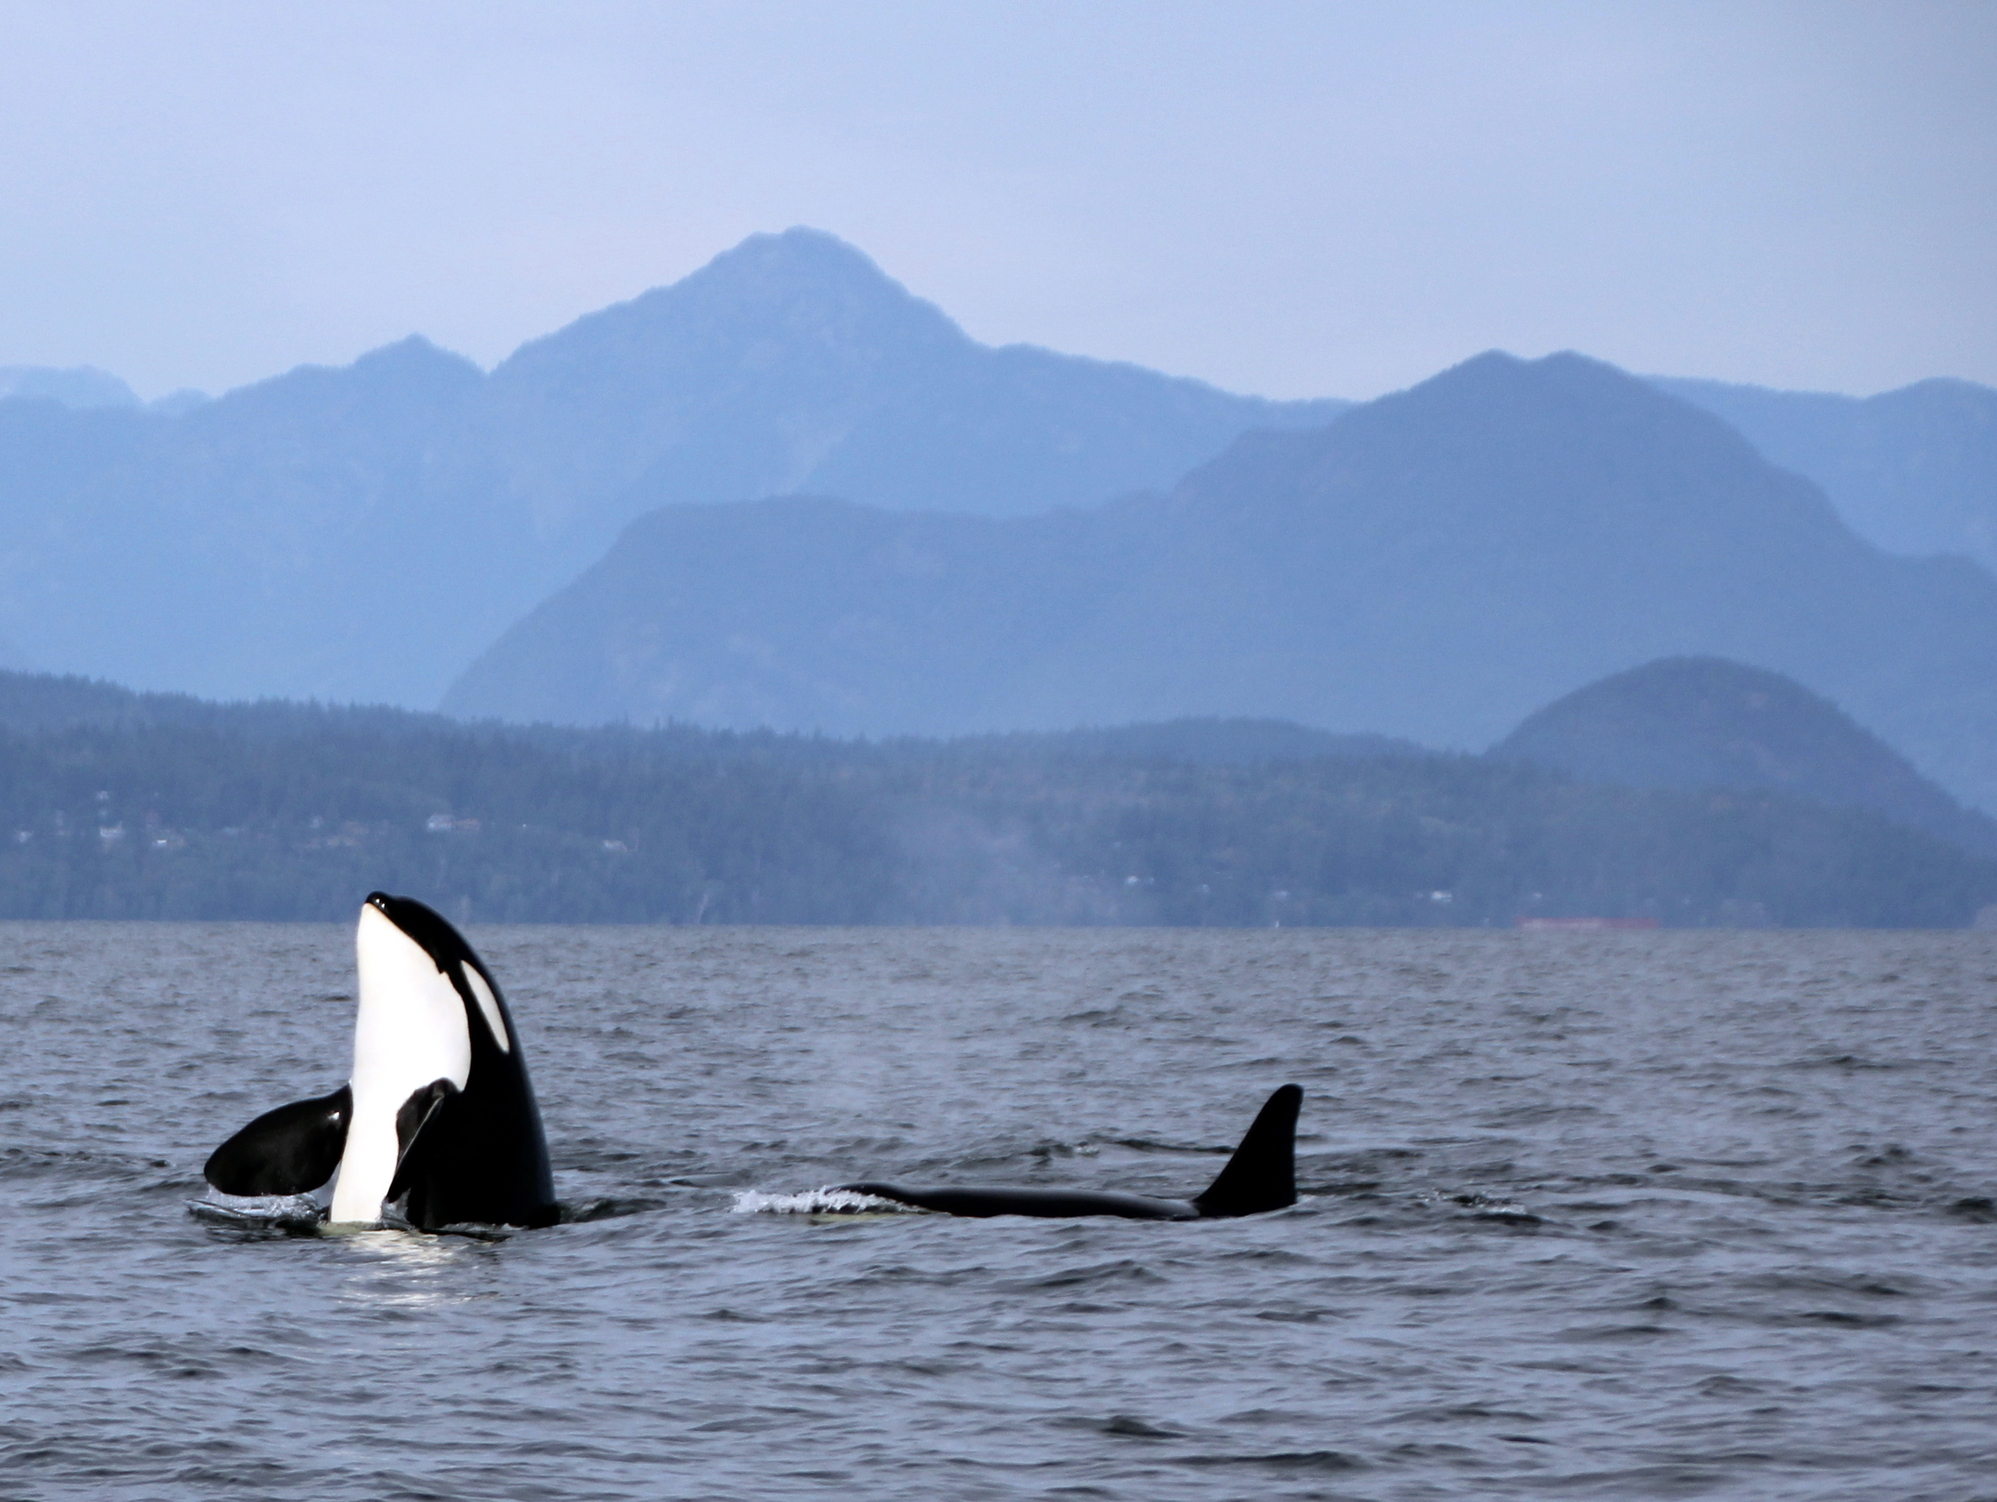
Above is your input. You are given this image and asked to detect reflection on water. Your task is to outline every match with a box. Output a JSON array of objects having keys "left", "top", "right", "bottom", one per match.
[{"left": 334, "top": 1226, "right": 495, "bottom": 1312}]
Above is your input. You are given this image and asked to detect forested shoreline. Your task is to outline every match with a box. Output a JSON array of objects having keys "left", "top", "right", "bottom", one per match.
[{"left": 0, "top": 690, "right": 1986, "bottom": 927}]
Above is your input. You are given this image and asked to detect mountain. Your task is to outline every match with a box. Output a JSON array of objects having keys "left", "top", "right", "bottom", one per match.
[
  {"left": 0, "top": 229, "right": 1343, "bottom": 708},
  {"left": 472, "top": 228, "right": 1348, "bottom": 559},
  {"left": 0, "top": 365, "right": 140, "bottom": 410},
  {"left": 0, "top": 337, "right": 499, "bottom": 706},
  {"left": 1653, "top": 375, "right": 1997, "bottom": 573},
  {"left": 444, "top": 352, "right": 1997, "bottom": 814},
  {"left": 1492, "top": 656, "right": 1997, "bottom": 858}
]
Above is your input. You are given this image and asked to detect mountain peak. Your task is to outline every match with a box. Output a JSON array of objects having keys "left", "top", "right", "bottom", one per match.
[
  {"left": 0, "top": 364, "right": 141, "bottom": 411},
  {"left": 206, "top": 333, "right": 483, "bottom": 421},
  {"left": 1410, "top": 348, "right": 1696, "bottom": 411},
  {"left": 667, "top": 225, "right": 967, "bottom": 344},
  {"left": 349, "top": 334, "right": 485, "bottom": 383},
  {"left": 1319, "top": 347, "right": 1791, "bottom": 489},
  {"left": 497, "top": 227, "right": 967, "bottom": 381},
  {"left": 705, "top": 225, "right": 901, "bottom": 286},
  {"left": 464, "top": 227, "right": 1341, "bottom": 550},
  {"left": 1177, "top": 346, "right": 1815, "bottom": 538}
]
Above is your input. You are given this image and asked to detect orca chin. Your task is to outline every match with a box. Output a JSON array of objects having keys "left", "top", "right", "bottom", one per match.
[
  {"left": 202, "top": 892, "right": 558, "bottom": 1233},
  {"left": 839, "top": 1085, "right": 1302, "bottom": 1220}
]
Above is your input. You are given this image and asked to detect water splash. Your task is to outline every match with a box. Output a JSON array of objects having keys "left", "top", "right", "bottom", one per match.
[{"left": 732, "top": 1186, "right": 917, "bottom": 1215}]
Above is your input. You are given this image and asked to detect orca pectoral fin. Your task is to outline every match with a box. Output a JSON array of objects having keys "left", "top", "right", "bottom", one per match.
[
  {"left": 1190, "top": 1084, "right": 1302, "bottom": 1218},
  {"left": 386, "top": 1078, "right": 460, "bottom": 1204},
  {"left": 204, "top": 1084, "right": 352, "bottom": 1196}
]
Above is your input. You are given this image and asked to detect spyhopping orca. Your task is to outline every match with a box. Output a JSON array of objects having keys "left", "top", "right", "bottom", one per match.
[
  {"left": 840, "top": 1084, "right": 1302, "bottom": 1220},
  {"left": 203, "top": 893, "right": 557, "bottom": 1232}
]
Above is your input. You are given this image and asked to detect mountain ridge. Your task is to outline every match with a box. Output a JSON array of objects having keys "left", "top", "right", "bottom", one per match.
[
  {"left": 444, "top": 351, "right": 1997, "bottom": 814},
  {"left": 471, "top": 227, "right": 1347, "bottom": 562},
  {"left": 0, "top": 228, "right": 1346, "bottom": 707},
  {"left": 1653, "top": 373, "right": 1997, "bottom": 574}
]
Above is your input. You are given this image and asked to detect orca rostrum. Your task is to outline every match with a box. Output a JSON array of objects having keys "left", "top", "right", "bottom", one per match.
[
  {"left": 840, "top": 1084, "right": 1303, "bottom": 1220},
  {"left": 203, "top": 893, "right": 558, "bottom": 1231}
]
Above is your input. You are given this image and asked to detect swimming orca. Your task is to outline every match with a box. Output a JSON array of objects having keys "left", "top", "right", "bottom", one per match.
[
  {"left": 203, "top": 892, "right": 557, "bottom": 1231},
  {"left": 839, "top": 1084, "right": 1302, "bottom": 1220}
]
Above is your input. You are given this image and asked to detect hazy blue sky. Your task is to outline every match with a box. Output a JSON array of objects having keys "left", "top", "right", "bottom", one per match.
[{"left": 2, "top": 2, "right": 1991, "bottom": 401}]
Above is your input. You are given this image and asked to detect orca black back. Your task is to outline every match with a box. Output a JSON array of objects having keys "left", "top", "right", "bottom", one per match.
[{"left": 839, "top": 1085, "right": 1303, "bottom": 1220}]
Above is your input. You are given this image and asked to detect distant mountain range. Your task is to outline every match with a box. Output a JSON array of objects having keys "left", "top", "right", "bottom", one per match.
[
  {"left": 4, "top": 227, "right": 1995, "bottom": 819},
  {"left": 0, "top": 230, "right": 1340, "bottom": 706},
  {"left": 445, "top": 351, "right": 1997, "bottom": 813}
]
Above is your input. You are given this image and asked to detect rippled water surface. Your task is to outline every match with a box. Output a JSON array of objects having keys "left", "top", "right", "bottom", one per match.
[{"left": 4, "top": 923, "right": 1996, "bottom": 1499}]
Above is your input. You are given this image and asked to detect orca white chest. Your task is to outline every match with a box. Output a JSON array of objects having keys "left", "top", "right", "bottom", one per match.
[{"left": 328, "top": 903, "right": 473, "bottom": 1224}]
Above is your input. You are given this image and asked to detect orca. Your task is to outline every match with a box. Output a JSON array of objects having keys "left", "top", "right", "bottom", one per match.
[
  {"left": 203, "top": 892, "right": 558, "bottom": 1231},
  {"left": 839, "top": 1084, "right": 1302, "bottom": 1220}
]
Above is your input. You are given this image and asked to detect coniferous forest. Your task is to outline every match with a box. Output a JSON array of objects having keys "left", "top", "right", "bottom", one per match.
[{"left": 0, "top": 675, "right": 1985, "bottom": 927}]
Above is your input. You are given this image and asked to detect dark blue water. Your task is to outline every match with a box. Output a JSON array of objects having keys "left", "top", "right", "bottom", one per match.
[{"left": 3, "top": 923, "right": 1995, "bottom": 1499}]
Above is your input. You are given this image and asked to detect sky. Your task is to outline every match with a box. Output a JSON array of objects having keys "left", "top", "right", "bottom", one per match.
[{"left": 1, "top": 2, "right": 1991, "bottom": 403}]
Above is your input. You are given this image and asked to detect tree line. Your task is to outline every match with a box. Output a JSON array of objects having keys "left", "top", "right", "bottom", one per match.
[{"left": 0, "top": 700, "right": 1987, "bottom": 926}]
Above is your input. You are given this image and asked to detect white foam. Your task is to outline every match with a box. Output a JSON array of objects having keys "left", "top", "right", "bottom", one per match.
[
  {"left": 731, "top": 1187, "right": 917, "bottom": 1215},
  {"left": 1431, "top": 1189, "right": 1537, "bottom": 1220}
]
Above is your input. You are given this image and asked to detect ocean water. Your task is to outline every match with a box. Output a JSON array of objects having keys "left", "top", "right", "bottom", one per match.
[{"left": 3, "top": 922, "right": 1995, "bottom": 1500}]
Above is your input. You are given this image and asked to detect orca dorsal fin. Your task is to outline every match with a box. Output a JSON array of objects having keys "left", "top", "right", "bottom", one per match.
[
  {"left": 204, "top": 1085, "right": 352, "bottom": 1196},
  {"left": 1191, "top": 1085, "right": 1302, "bottom": 1218}
]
